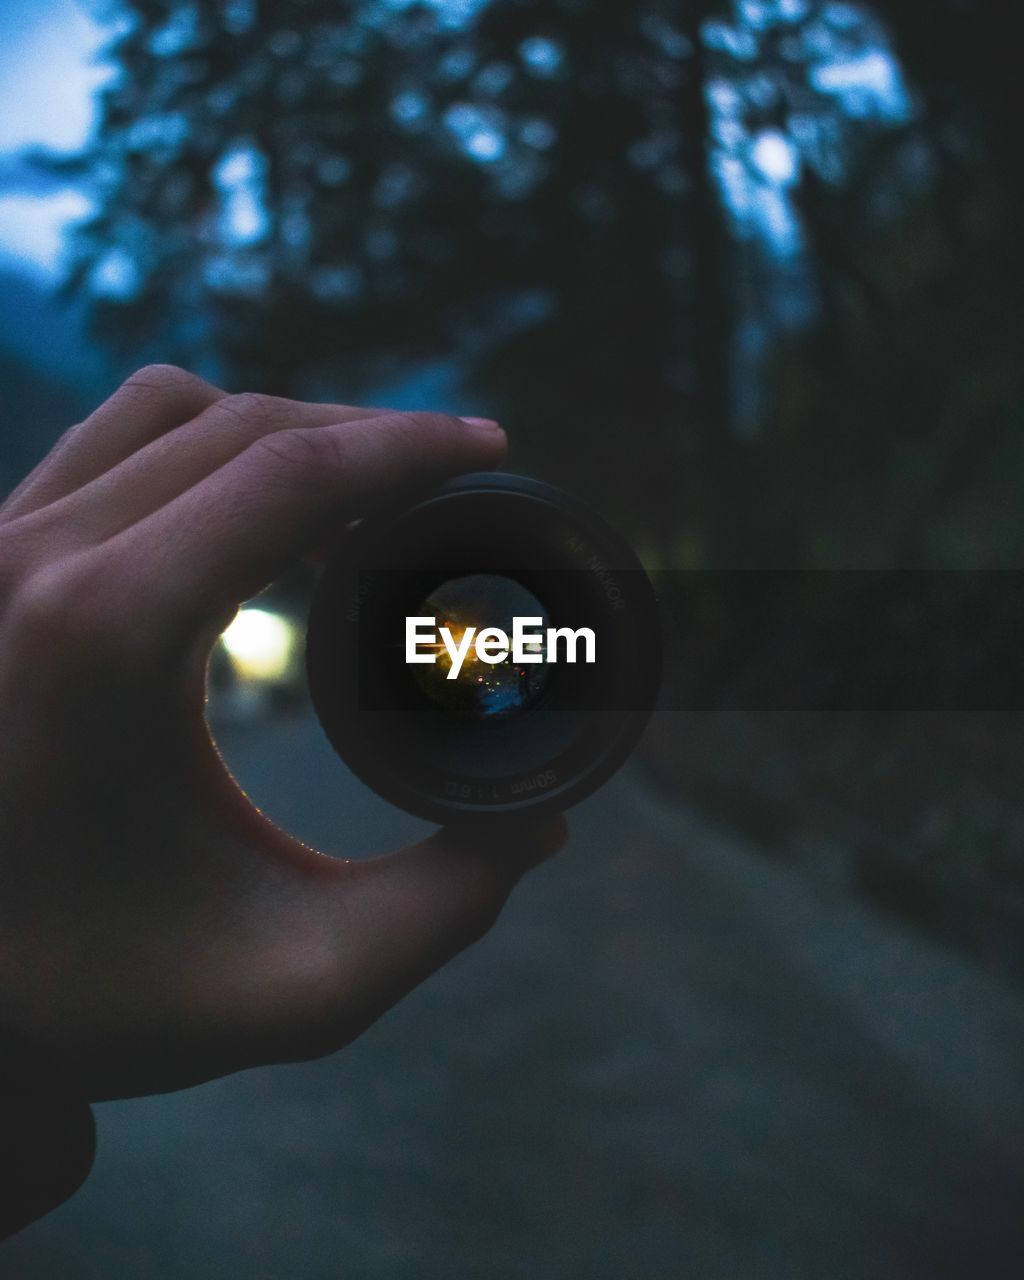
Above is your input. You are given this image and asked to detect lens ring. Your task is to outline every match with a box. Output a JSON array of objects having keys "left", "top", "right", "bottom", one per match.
[{"left": 306, "top": 473, "right": 661, "bottom": 821}]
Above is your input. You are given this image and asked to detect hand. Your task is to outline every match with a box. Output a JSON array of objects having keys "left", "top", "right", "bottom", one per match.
[{"left": 0, "top": 365, "right": 566, "bottom": 1103}]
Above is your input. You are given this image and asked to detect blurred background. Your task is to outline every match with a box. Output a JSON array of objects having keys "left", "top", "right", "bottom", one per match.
[{"left": 2, "top": 1, "right": 1024, "bottom": 1276}]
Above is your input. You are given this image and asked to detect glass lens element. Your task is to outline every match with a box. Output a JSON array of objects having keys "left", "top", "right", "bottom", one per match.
[{"left": 410, "top": 574, "right": 550, "bottom": 722}]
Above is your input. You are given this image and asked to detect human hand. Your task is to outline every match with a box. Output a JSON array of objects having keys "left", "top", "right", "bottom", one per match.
[{"left": 0, "top": 365, "right": 566, "bottom": 1104}]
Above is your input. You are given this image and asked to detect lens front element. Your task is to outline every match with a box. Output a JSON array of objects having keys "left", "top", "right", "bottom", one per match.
[{"left": 409, "top": 574, "right": 551, "bottom": 724}]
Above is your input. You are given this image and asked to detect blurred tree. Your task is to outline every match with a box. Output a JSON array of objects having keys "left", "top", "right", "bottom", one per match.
[
  {"left": 754, "top": 0, "right": 1024, "bottom": 569},
  {"left": 57, "top": 0, "right": 930, "bottom": 560},
  {"left": 57, "top": 0, "right": 496, "bottom": 392}
]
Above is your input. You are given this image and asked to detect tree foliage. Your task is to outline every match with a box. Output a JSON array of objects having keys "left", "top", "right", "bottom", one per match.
[{"left": 59, "top": 0, "right": 1023, "bottom": 563}]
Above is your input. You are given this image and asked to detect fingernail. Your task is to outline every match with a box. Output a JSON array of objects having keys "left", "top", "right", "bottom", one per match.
[{"left": 459, "top": 416, "right": 502, "bottom": 432}]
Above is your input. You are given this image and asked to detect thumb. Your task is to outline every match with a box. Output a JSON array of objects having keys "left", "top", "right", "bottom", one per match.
[{"left": 257, "top": 816, "right": 568, "bottom": 1064}]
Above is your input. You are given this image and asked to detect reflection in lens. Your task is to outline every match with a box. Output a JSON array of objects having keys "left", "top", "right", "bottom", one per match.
[{"left": 410, "top": 574, "right": 550, "bottom": 722}]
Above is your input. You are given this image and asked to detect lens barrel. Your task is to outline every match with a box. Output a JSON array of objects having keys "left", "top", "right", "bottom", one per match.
[{"left": 305, "top": 472, "right": 661, "bottom": 822}]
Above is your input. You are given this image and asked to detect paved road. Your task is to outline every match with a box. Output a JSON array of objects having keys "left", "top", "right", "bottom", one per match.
[{"left": 6, "top": 710, "right": 1024, "bottom": 1279}]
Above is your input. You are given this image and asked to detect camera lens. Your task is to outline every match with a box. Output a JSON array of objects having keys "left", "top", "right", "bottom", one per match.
[
  {"left": 409, "top": 574, "right": 551, "bottom": 724},
  {"left": 306, "top": 472, "right": 661, "bottom": 823}
]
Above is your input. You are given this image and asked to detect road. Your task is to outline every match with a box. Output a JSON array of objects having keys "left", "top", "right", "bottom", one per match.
[{"left": 5, "top": 709, "right": 1024, "bottom": 1279}]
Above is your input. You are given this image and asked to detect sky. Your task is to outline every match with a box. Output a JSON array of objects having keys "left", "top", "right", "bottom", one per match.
[{"left": 0, "top": 0, "right": 110, "bottom": 277}]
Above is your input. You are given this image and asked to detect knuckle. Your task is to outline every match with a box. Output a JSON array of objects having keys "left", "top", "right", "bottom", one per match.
[
  {"left": 11, "top": 563, "right": 84, "bottom": 644},
  {"left": 118, "top": 365, "right": 223, "bottom": 422},
  {"left": 216, "top": 391, "right": 289, "bottom": 429},
  {"left": 249, "top": 425, "right": 334, "bottom": 475},
  {"left": 124, "top": 363, "right": 208, "bottom": 397},
  {"left": 51, "top": 419, "right": 86, "bottom": 452},
  {"left": 11, "top": 557, "right": 112, "bottom": 652}
]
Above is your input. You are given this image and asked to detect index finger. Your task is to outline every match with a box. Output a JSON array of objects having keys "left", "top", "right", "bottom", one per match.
[{"left": 101, "top": 410, "right": 506, "bottom": 643}]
